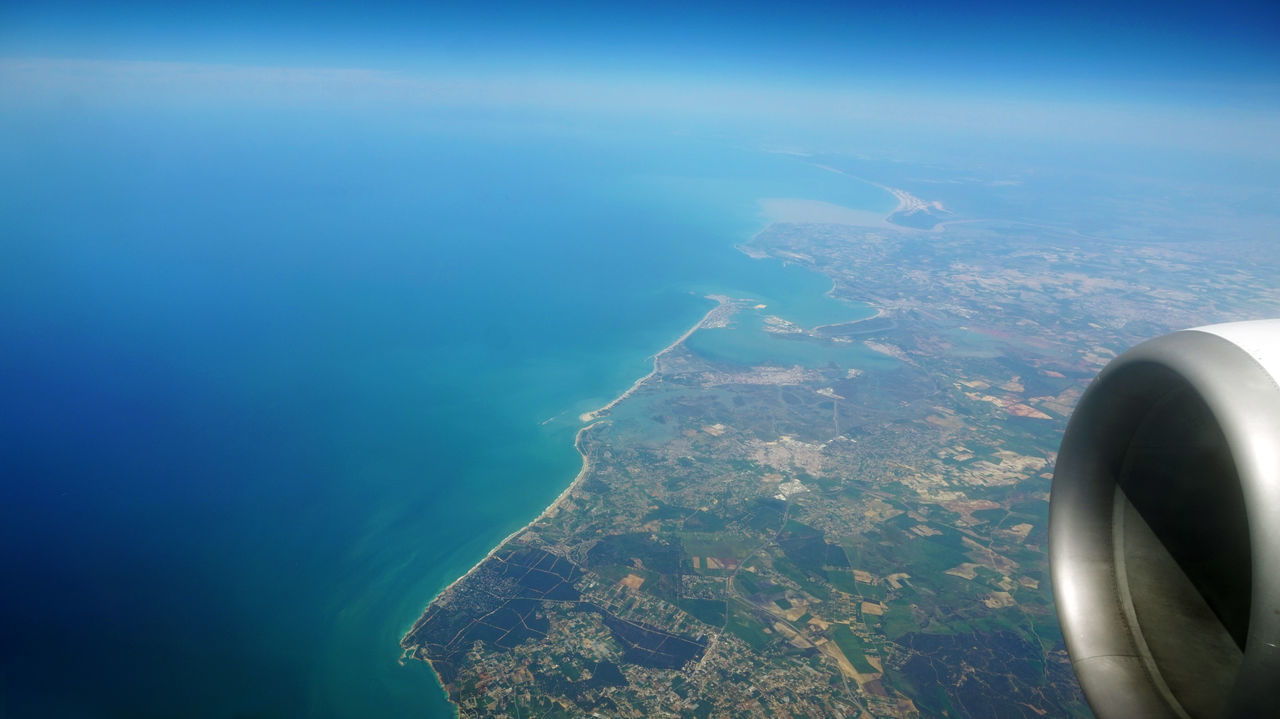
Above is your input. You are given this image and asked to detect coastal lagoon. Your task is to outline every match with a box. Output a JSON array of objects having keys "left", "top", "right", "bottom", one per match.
[
  {"left": 0, "top": 106, "right": 895, "bottom": 717},
  {"left": 685, "top": 308, "right": 900, "bottom": 369}
]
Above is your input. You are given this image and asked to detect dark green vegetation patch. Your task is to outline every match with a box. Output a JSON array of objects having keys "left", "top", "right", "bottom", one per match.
[{"left": 680, "top": 598, "right": 728, "bottom": 627}]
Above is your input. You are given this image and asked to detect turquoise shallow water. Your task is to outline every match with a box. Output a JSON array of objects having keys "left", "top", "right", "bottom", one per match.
[
  {"left": 686, "top": 311, "right": 897, "bottom": 369},
  {"left": 0, "top": 106, "right": 894, "bottom": 717}
]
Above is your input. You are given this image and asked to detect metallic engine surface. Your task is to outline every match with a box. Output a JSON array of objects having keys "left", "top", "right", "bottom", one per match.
[{"left": 1050, "top": 324, "right": 1280, "bottom": 718}]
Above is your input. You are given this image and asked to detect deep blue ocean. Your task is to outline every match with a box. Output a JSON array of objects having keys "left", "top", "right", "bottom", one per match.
[{"left": 0, "top": 105, "right": 892, "bottom": 717}]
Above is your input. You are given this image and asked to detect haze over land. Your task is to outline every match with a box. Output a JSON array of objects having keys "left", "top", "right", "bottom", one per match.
[{"left": 2, "top": 1, "right": 1278, "bottom": 717}]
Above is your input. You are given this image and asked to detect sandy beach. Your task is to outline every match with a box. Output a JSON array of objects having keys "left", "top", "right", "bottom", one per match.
[
  {"left": 812, "top": 305, "right": 886, "bottom": 332},
  {"left": 404, "top": 422, "right": 598, "bottom": 627},
  {"left": 578, "top": 294, "right": 731, "bottom": 423},
  {"left": 405, "top": 293, "right": 733, "bottom": 638}
]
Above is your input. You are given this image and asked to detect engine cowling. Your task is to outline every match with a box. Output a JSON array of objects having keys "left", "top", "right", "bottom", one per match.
[{"left": 1050, "top": 321, "right": 1280, "bottom": 718}]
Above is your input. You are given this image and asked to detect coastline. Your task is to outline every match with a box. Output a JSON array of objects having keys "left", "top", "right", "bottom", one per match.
[
  {"left": 401, "top": 293, "right": 733, "bottom": 664},
  {"left": 401, "top": 204, "right": 890, "bottom": 708},
  {"left": 401, "top": 194, "right": 895, "bottom": 696},
  {"left": 578, "top": 294, "right": 731, "bottom": 423},
  {"left": 800, "top": 164, "right": 949, "bottom": 230},
  {"left": 404, "top": 421, "right": 598, "bottom": 627},
  {"left": 812, "top": 305, "right": 886, "bottom": 333}
]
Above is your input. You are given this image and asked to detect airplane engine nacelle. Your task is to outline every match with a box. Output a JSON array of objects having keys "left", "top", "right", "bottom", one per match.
[{"left": 1051, "top": 321, "right": 1280, "bottom": 719}]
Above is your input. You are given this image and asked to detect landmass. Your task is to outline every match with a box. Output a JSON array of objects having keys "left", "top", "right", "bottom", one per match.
[{"left": 402, "top": 177, "right": 1280, "bottom": 717}]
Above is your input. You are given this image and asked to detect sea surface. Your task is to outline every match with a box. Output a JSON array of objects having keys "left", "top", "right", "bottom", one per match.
[{"left": 0, "top": 106, "right": 893, "bottom": 717}]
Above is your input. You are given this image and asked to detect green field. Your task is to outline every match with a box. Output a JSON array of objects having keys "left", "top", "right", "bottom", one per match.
[
  {"left": 681, "top": 533, "right": 754, "bottom": 562},
  {"left": 879, "top": 600, "right": 918, "bottom": 639},
  {"left": 726, "top": 605, "right": 773, "bottom": 650},
  {"left": 832, "top": 625, "right": 877, "bottom": 674},
  {"left": 828, "top": 570, "right": 860, "bottom": 594},
  {"left": 679, "top": 598, "right": 727, "bottom": 627}
]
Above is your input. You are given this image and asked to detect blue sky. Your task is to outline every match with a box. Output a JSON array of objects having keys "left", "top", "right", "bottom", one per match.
[
  {"left": 4, "top": 1, "right": 1279, "bottom": 91},
  {"left": 2, "top": 1, "right": 1279, "bottom": 171}
]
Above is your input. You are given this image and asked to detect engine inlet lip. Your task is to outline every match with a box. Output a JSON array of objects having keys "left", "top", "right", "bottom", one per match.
[{"left": 1050, "top": 327, "right": 1280, "bottom": 719}]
